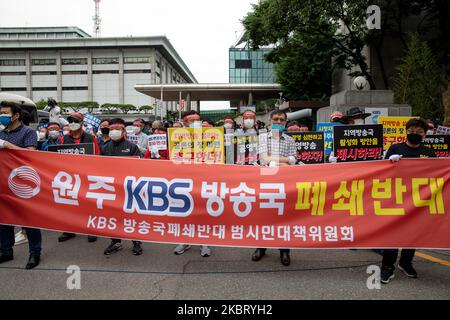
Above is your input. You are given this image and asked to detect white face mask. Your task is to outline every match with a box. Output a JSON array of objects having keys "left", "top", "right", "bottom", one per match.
[
  {"left": 0, "top": 124, "right": 5, "bottom": 131},
  {"left": 244, "top": 119, "right": 254, "bottom": 128},
  {"left": 48, "top": 130, "right": 60, "bottom": 139},
  {"left": 354, "top": 119, "right": 364, "bottom": 125},
  {"left": 133, "top": 126, "right": 142, "bottom": 135},
  {"left": 189, "top": 121, "right": 202, "bottom": 128},
  {"left": 69, "top": 123, "right": 81, "bottom": 131},
  {"left": 63, "top": 130, "right": 69, "bottom": 136},
  {"left": 426, "top": 130, "right": 434, "bottom": 136},
  {"left": 224, "top": 123, "right": 233, "bottom": 129},
  {"left": 109, "top": 129, "right": 122, "bottom": 141},
  {"left": 38, "top": 132, "right": 46, "bottom": 140}
]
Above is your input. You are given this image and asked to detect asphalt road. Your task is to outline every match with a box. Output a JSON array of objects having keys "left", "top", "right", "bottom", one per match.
[{"left": 0, "top": 230, "right": 449, "bottom": 300}]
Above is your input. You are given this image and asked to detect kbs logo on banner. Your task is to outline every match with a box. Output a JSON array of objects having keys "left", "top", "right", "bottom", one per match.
[
  {"left": 8, "top": 166, "right": 41, "bottom": 199},
  {"left": 123, "top": 177, "right": 194, "bottom": 217}
]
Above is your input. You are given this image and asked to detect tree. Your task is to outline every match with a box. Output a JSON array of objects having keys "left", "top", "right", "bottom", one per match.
[
  {"left": 35, "top": 99, "right": 48, "bottom": 110},
  {"left": 139, "top": 105, "right": 153, "bottom": 114},
  {"left": 392, "top": 33, "right": 446, "bottom": 121},
  {"left": 242, "top": 0, "right": 450, "bottom": 97}
]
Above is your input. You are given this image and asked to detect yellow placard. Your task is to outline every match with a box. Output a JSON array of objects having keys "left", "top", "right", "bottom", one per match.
[
  {"left": 168, "top": 127, "right": 225, "bottom": 164},
  {"left": 378, "top": 116, "right": 418, "bottom": 150}
]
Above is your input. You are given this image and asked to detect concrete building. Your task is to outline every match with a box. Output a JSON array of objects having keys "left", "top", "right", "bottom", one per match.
[{"left": 0, "top": 27, "right": 197, "bottom": 116}]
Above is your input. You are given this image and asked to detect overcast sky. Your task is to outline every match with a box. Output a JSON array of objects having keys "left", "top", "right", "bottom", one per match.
[{"left": 1, "top": 0, "right": 258, "bottom": 109}]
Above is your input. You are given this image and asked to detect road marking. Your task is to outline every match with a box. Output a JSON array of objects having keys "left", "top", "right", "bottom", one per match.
[{"left": 415, "top": 251, "right": 450, "bottom": 267}]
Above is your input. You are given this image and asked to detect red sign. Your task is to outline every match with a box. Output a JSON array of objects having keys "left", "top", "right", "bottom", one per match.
[{"left": 1, "top": 150, "right": 449, "bottom": 249}]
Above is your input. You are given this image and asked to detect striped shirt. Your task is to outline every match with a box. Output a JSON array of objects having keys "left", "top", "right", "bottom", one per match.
[{"left": 0, "top": 124, "right": 37, "bottom": 148}]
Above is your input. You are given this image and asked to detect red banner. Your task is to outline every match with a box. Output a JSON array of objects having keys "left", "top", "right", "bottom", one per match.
[{"left": 1, "top": 149, "right": 449, "bottom": 249}]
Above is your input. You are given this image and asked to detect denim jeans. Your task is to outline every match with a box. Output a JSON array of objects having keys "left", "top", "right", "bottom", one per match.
[{"left": 0, "top": 225, "right": 42, "bottom": 256}]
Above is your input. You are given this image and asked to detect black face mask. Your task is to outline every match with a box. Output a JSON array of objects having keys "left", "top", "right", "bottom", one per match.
[
  {"left": 407, "top": 133, "right": 423, "bottom": 145},
  {"left": 101, "top": 127, "right": 110, "bottom": 135}
]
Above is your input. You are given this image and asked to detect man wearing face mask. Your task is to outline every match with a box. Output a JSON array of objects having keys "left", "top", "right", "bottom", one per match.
[
  {"left": 379, "top": 118, "right": 436, "bottom": 284},
  {"left": 58, "top": 112, "right": 100, "bottom": 243},
  {"left": 41, "top": 122, "right": 61, "bottom": 151},
  {"left": 223, "top": 116, "right": 236, "bottom": 132},
  {"left": 242, "top": 110, "right": 257, "bottom": 133},
  {"left": 97, "top": 119, "right": 111, "bottom": 151},
  {"left": 101, "top": 118, "right": 144, "bottom": 255},
  {"left": 0, "top": 101, "right": 43, "bottom": 270},
  {"left": 131, "top": 119, "right": 149, "bottom": 154},
  {"left": 252, "top": 110, "right": 297, "bottom": 266}
]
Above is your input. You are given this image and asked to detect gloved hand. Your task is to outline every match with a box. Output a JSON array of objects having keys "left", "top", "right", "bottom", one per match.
[
  {"left": 329, "top": 152, "right": 338, "bottom": 164},
  {"left": 297, "top": 161, "right": 305, "bottom": 165},
  {"left": 268, "top": 161, "right": 277, "bottom": 167},
  {"left": 150, "top": 146, "right": 160, "bottom": 159},
  {"left": 389, "top": 154, "right": 402, "bottom": 162},
  {"left": 0, "top": 139, "right": 6, "bottom": 149}
]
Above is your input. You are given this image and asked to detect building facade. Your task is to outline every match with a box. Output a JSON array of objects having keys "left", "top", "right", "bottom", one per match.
[
  {"left": 0, "top": 27, "right": 197, "bottom": 115},
  {"left": 229, "top": 48, "right": 276, "bottom": 84}
]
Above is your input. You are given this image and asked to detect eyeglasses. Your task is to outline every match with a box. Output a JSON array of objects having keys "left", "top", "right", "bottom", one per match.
[{"left": 68, "top": 118, "right": 82, "bottom": 124}]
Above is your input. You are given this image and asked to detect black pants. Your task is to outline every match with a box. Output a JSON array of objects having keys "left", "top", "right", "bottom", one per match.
[
  {"left": 0, "top": 225, "right": 42, "bottom": 256},
  {"left": 257, "top": 248, "right": 290, "bottom": 254},
  {"left": 382, "top": 249, "right": 415, "bottom": 268},
  {"left": 111, "top": 238, "right": 141, "bottom": 245}
]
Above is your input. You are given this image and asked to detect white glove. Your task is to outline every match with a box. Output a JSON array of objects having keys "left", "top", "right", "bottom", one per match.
[
  {"left": 297, "top": 161, "right": 305, "bottom": 165},
  {"left": 268, "top": 161, "right": 277, "bottom": 167},
  {"left": 389, "top": 154, "right": 402, "bottom": 162},
  {"left": 150, "top": 146, "right": 160, "bottom": 159},
  {"left": 329, "top": 152, "right": 338, "bottom": 164},
  {"left": 0, "top": 139, "right": 5, "bottom": 149}
]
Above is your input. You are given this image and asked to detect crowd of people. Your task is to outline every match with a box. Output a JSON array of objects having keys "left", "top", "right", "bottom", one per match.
[{"left": 0, "top": 99, "right": 441, "bottom": 284}]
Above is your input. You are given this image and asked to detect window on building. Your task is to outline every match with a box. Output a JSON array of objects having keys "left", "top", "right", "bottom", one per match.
[
  {"left": 124, "top": 69, "right": 151, "bottom": 74},
  {"left": 0, "top": 87, "right": 26, "bottom": 91},
  {"left": 0, "top": 59, "right": 26, "bottom": 66},
  {"left": 32, "top": 71, "right": 57, "bottom": 75},
  {"left": 235, "top": 59, "right": 252, "bottom": 69},
  {"left": 62, "top": 71, "right": 88, "bottom": 75},
  {"left": 156, "top": 61, "right": 161, "bottom": 68},
  {"left": 0, "top": 72, "right": 26, "bottom": 76},
  {"left": 62, "top": 86, "right": 88, "bottom": 91},
  {"left": 62, "top": 58, "right": 88, "bottom": 65},
  {"left": 32, "top": 87, "right": 57, "bottom": 91},
  {"left": 92, "top": 57, "right": 119, "bottom": 64},
  {"left": 124, "top": 57, "right": 150, "bottom": 64},
  {"left": 31, "top": 59, "right": 56, "bottom": 65},
  {"left": 92, "top": 70, "right": 119, "bottom": 74}
]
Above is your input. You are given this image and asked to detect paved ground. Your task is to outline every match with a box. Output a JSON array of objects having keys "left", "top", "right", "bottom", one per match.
[{"left": 0, "top": 230, "right": 449, "bottom": 300}]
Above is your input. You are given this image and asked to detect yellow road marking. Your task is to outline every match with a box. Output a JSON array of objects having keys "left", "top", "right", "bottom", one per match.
[{"left": 415, "top": 251, "right": 450, "bottom": 267}]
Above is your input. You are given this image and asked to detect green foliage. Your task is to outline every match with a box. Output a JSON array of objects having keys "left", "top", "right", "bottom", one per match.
[
  {"left": 139, "top": 105, "right": 153, "bottom": 114},
  {"left": 392, "top": 33, "right": 446, "bottom": 121},
  {"left": 35, "top": 99, "right": 48, "bottom": 110},
  {"left": 58, "top": 101, "right": 99, "bottom": 113},
  {"left": 100, "top": 103, "right": 136, "bottom": 114}
]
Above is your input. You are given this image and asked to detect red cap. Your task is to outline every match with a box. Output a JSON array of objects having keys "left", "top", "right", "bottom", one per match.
[{"left": 68, "top": 112, "right": 84, "bottom": 121}]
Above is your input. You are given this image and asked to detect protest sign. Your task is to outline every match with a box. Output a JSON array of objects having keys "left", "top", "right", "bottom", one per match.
[
  {"left": 285, "top": 131, "right": 325, "bottom": 164},
  {"left": 333, "top": 125, "right": 383, "bottom": 162},
  {"left": 1, "top": 149, "right": 449, "bottom": 249}
]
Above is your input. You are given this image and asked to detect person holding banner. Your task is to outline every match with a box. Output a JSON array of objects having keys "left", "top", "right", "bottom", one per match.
[
  {"left": 58, "top": 112, "right": 100, "bottom": 243},
  {"left": 0, "top": 101, "right": 42, "bottom": 269},
  {"left": 132, "top": 119, "right": 149, "bottom": 154},
  {"left": 380, "top": 118, "right": 436, "bottom": 284},
  {"left": 100, "top": 118, "right": 144, "bottom": 256},
  {"left": 40, "top": 122, "right": 61, "bottom": 152},
  {"left": 144, "top": 124, "right": 169, "bottom": 160},
  {"left": 173, "top": 110, "right": 212, "bottom": 257},
  {"left": 252, "top": 109, "right": 297, "bottom": 266},
  {"left": 224, "top": 116, "right": 236, "bottom": 131},
  {"left": 97, "top": 119, "right": 111, "bottom": 151},
  {"left": 241, "top": 110, "right": 258, "bottom": 134}
]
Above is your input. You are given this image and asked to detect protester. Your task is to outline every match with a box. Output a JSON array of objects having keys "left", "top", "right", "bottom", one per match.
[
  {"left": 144, "top": 121, "right": 169, "bottom": 160},
  {"left": 97, "top": 119, "right": 111, "bottom": 151},
  {"left": 286, "top": 121, "right": 301, "bottom": 132},
  {"left": 58, "top": 112, "right": 99, "bottom": 243},
  {"left": 252, "top": 109, "right": 297, "bottom": 266},
  {"left": 330, "top": 111, "right": 348, "bottom": 124},
  {"left": 202, "top": 120, "right": 214, "bottom": 127},
  {"left": 101, "top": 118, "right": 144, "bottom": 255},
  {"left": 173, "top": 110, "right": 211, "bottom": 257},
  {"left": 380, "top": 118, "right": 436, "bottom": 284},
  {"left": 223, "top": 116, "right": 236, "bottom": 131},
  {"left": 345, "top": 107, "right": 370, "bottom": 125},
  {"left": 62, "top": 124, "right": 70, "bottom": 136},
  {"left": 425, "top": 119, "right": 436, "bottom": 135},
  {"left": 241, "top": 110, "right": 258, "bottom": 133},
  {"left": 173, "top": 121, "right": 183, "bottom": 128},
  {"left": 40, "top": 122, "right": 61, "bottom": 151},
  {"left": 0, "top": 101, "right": 42, "bottom": 269},
  {"left": 132, "top": 119, "right": 149, "bottom": 154},
  {"left": 37, "top": 126, "right": 47, "bottom": 150}
]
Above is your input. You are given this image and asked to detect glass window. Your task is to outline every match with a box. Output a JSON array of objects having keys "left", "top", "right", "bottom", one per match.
[
  {"left": 124, "top": 57, "right": 150, "bottom": 64},
  {"left": 92, "top": 57, "right": 119, "bottom": 64},
  {"left": 62, "top": 58, "right": 87, "bottom": 65},
  {"left": 0, "top": 59, "right": 26, "bottom": 66},
  {"left": 31, "top": 59, "right": 56, "bottom": 65}
]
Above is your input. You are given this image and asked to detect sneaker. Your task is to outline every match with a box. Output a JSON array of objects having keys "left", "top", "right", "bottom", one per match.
[
  {"left": 14, "top": 231, "right": 28, "bottom": 246},
  {"left": 132, "top": 243, "right": 143, "bottom": 256},
  {"left": 381, "top": 265, "right": 395, "bottom": 284},
  {"left": 398, "top": 263, "right": 418, "bottom": 278},
  {"left": 104, "top": 242, "right": 123, "bottom": 255},
  {"left": 174, "top": 244, "right": 191, "bottom": 255},
  {"left": 200, "top": 246, "right": 211, "bottom": 257}
]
